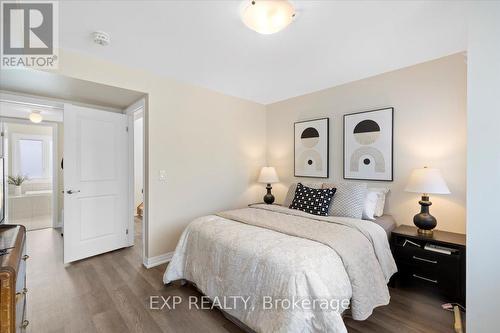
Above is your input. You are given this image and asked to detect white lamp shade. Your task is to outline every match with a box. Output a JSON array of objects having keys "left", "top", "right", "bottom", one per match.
[
  {"left": 258, "top": 167, "right": 279, "bottom": 184},
  {"left": 241, "top": 0, "right": 295, "bottom": 35},
  {"left": 405, "top": 167, "right": 450, "bottom": 195}
]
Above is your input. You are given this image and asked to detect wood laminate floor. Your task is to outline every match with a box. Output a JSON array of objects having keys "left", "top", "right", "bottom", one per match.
[
  {"left": 11, "top": 214, "right": 52, "bottom": 231},
  {"left": 25, "top": 218, "right": 463, "bottom": 333}
]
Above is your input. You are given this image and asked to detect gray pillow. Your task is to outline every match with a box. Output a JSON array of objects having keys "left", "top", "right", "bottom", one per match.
[
  {"left": 322, "top": 182, "right": 368, "bottom": 219},
  {"left": 283, "top": 182, "right": 322, "bottom": 207}
]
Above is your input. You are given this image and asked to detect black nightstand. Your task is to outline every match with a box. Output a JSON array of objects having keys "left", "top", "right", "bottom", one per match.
[{"left": 391, "top": 225, "right": 466, "bottom": 304}]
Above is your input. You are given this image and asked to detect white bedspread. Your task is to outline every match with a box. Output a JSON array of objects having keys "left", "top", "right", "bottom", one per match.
[{"left": 164, "top": 205, "right": 397, "bottom": 333}]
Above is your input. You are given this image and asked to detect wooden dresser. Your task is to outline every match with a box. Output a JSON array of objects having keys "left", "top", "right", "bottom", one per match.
[{"left": 0, "top": 225, "right": 28, "bottom": 333}]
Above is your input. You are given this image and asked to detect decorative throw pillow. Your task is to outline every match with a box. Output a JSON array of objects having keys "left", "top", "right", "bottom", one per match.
[
  {"left": 322, "top": 182, "right": 368, "bottom": 219},
  {"left": 370, "top": 187, "right": 390, "bottom": 217},
  {"left": 362, "top": 191, "right": 379, "bottom": 221},
  {"left": 289, "top": 183, "right": 336, "bottom": 216},
  {"left": 283, "top": 182, "right": 322, "bottom": 207}
]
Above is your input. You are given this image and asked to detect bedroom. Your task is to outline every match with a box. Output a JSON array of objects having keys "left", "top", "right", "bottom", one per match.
[{"left": 0, "top": 1, "right": 498, "bottom": 333}]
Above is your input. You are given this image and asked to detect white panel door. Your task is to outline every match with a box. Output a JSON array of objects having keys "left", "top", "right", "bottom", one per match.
[{"left": 64, "top": 104, "right": 129, "bottom": 263}]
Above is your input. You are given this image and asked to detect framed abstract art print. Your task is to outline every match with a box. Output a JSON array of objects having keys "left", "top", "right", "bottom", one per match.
[
  {"left": 343, "top": 108, "right": 393, "bottom": 181},
  {"left": 294, "top": 118, "right": 329, "bottom": 178}
]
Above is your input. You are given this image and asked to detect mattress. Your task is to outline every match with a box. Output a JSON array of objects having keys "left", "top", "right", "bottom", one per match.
[{"left": 373, "top": 215, "right": 397, "bottom": 238}]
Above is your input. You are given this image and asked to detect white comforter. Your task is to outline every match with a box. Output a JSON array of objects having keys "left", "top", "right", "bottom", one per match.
[{"left": 164, "top": 205, "right": 397, "bottom": 333}]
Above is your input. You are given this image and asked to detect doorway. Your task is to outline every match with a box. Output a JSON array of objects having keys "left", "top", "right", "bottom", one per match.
[
  {"left": 2, "top": 118, "right": 59, "bottom": 231},
  {"left": 0, "top": 72, "right": 148, "bottom": 265},
  {"left": 133, "top": 108, "right": 144, "bottom": 253}
]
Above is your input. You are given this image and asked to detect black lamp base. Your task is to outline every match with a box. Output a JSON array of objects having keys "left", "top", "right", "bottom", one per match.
[
  {"left": 413, "top": 195, "right": 437, "bottom": 236},
  {"left": 263, "top": 184, "right": 275, "bottom": 204}
]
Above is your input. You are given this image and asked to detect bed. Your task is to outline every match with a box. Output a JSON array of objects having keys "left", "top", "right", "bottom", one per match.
[
  {"left": 164, "top": 204, "right": 397, "bottom": 333},
  {"left": 373, "top": 214, "right": 397, "bottom": 238}
]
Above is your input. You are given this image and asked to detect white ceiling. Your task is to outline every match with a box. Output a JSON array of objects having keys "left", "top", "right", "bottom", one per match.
[{"left": 59, "top": 1, "right": 469, "bottom": 104}]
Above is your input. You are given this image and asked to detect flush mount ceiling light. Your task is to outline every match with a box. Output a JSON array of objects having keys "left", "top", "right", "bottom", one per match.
[
  {"left": 29, "top": 110, "right": 43, "bottom": 123},
  {"left": 241, "top": 0, "right": 296, "bottom": 35}
]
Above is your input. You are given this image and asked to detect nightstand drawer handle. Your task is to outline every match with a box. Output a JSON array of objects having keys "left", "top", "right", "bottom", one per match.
[
  {"left": 412, "top": 256, "right": 437, "bottom": 264},
  {"left": 413, "top": 274, "right": 438, "bottom": 284}
]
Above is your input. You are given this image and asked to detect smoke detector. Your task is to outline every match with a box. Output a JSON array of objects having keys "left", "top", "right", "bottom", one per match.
[{"left": 93, "top": 31, "right": 110, "bottom": 46}]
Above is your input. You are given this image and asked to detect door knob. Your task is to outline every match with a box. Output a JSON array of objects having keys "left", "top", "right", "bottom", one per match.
[{"left": 66, "top": 190, "right": 81, "bottom": 194}]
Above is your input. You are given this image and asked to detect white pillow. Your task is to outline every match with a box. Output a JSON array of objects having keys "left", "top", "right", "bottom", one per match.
[
  {"left": 362, "top": 191, "right": 379, "bottom": 221},
  {"left": 369, "top": 187, "right": 390, "bottom": 217}
]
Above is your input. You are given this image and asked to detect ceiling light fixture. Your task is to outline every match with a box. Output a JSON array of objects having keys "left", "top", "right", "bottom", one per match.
[
  {"left": 29, "top": 110, "right": 43, "bottom": 123},
  {"left": 241, "top": 0, "right": 296, "bottom": 35}
]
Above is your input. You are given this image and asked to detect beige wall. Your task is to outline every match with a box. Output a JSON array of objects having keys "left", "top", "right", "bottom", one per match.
[
  {"left": 54, "top": 49, "right": 267, "bottom": 258},
  {"left": 50, "top": 49, "right": 464, "bottom": 259},
  {"left": 267, "top": 54, "right": 466, "bottom": 234}
]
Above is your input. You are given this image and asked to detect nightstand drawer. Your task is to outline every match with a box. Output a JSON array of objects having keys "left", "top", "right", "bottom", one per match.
[
  {"left": 394, "top": 245, "right": 460, "bottom": 270},
  {"left": 405, "top": 264, "right": 440, "bottom": 284},
  {"left": 399, "top": 263, "right": 460, "bottom": 297}
]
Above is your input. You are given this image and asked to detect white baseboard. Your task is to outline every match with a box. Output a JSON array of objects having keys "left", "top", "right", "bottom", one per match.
[{"left": 143, "top": 252, "right": 173, "bottom": 269}]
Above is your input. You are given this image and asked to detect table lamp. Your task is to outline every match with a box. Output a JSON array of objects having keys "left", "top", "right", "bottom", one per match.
[
  {"left": 258, "top": 167, "right": 279, "bottom": 204},
  {"left": 405, "top": 167, "right": 450, "bottom": 235}
]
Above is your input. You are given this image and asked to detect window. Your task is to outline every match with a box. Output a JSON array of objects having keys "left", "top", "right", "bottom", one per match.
[
  {"left": 12, "top": 134, "right": 52, "bottom": 180},
  {"left": 19, "top": 139, "right": 44, "bottom": 178}
]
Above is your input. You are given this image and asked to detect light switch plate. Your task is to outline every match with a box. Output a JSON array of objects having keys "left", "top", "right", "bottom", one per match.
[{"left": 159, "top": 170, "right": 167, "bottom": 182}]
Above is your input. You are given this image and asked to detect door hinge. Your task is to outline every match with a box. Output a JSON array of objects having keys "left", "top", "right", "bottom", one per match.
[
  {"left": 126, "top": 229, "right": 129, "bottom": 235},
  {"left": 126, "top": 126, "right": 129, "bottom": 132}
]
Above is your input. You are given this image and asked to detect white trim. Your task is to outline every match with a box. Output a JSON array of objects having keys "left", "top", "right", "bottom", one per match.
[
  {"left": 0, "top": 90, "right": 123, "bottom": 114},
  {"left": 126, "top": 114, "right": 135, "bottom": 246},
  {"left": 125, "top": 98, "right": 146, "bottom": 265},
  {"left": 52, "top": 124, "right": 59, "bottom": 229},
  {"left": 0, "top": 91, "right": 64, "bottom": 110},
  {"left": 143, "top": 252, "right": 173, "bottom": 269},
  {"left": 125, "top": 98, "right": 145, "bottom": 116},
  {"left": 133, "top": 110, "right": 144, "bottom": 120}
]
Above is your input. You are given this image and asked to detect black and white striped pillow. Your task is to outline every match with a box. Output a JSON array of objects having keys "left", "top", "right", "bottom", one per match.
[{"left": 289, "top": 183, "right": 336, "bottom": 216}]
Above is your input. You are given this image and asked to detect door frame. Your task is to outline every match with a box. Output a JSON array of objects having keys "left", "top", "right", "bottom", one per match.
[
  {"left": 0, "top": 116, "right": 59, "bottom": 228},
  {"left": 125, "top": 97, "right": 148, "bottom": 266}
]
